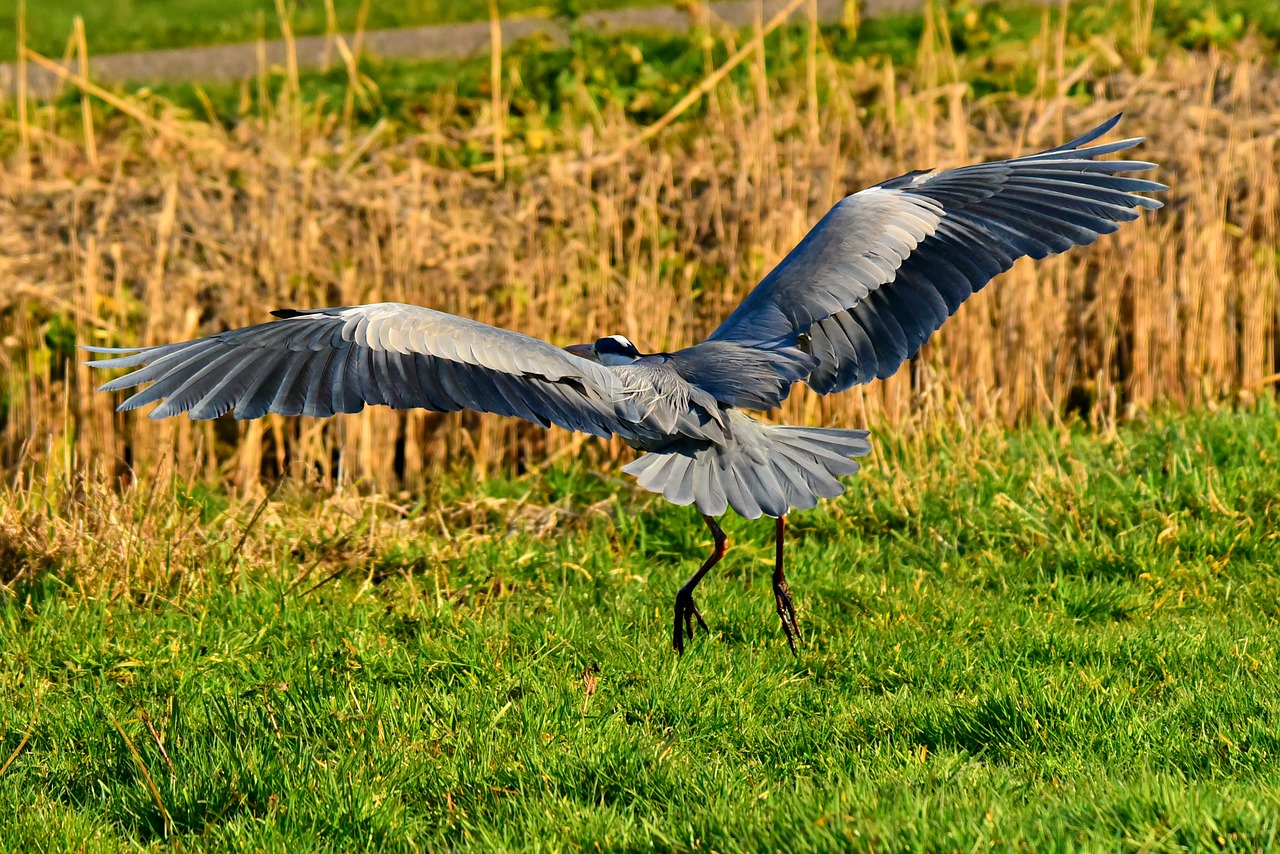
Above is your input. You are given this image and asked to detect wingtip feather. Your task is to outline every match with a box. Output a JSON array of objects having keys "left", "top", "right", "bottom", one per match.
[{"left": 81, "top": 344, "right": 146, "bottom": 354}]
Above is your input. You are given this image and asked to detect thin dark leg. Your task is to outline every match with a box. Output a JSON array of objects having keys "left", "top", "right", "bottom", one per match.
[
  {"left": 773, "top": 514, "right": 799, "bottom": 655},
  {"left": 673, "top": 514, "right": 728, "bottom": 655}
]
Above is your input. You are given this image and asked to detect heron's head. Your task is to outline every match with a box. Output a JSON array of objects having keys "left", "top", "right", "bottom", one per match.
[{"left": 565, "top": 335, "right": 642, "bottom": 366}]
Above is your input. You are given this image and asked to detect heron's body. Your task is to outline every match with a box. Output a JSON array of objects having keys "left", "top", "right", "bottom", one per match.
[{"left": 87, "top": 115, "right": 1165, "bottom": 653}]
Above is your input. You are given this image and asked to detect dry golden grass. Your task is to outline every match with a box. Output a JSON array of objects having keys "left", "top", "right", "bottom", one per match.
[{"left": 1, "top": 17, "right": 1277, "bottom": 496}]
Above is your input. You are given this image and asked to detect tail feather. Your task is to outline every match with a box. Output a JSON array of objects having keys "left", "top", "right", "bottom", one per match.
[
  {"left": 727, "top": 467, "right": 762, "bottom": 519},
  {"left": 631, "top": 452, "right": 676, "bottom": 492},
  {"left": 752, "top": 458, "right": 794, "bottom": 518},
  {"left": 621, "top": 411, "right": 871, "bottom": 519},
  {"left": 775, "top": 435, "right": 861, "bottom": 475},
  {"left": 771, "top": 443, "right": 843, "bottom": 501},
  {"left": 691, "top": 456, "right": 720, "bottom": 514},
  {"left": 663, "top": 455, "right": 696, "bottom": 506},
  {"left": 768, "top": 453, "right": 818, "bottom": 510}
]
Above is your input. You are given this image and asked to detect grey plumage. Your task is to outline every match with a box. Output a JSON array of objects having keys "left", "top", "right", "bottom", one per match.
[
  {"left": 703, "top": 113, "right": 1164, "bottom": 397},
  {"left": 622, "top": 412, "right": 869, "bottom": 518},
  {"left": 96, "top": 305, "right": 646, "bottom": 438},
  {"left": 86, "top": 115, "right": 1164, "bottom": 652}
]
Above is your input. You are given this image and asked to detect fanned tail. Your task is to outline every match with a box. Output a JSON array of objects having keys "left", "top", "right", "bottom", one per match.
[{"left": 622, "top": 411, "right": 871, "bottom": 519}]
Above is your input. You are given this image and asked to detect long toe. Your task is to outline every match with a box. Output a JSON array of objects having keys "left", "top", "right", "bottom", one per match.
[
  {"left": 674, "top": 596, "right": 689, "bottom": 654},
  {"left": 673, "top": 590, "right": 711, "bottom": 654},
  {"left": 689, "top": 599, "right": 709, "bottom": 636},
  {"left": 774, "top": 584, "right": 799, "bottom": 656}
]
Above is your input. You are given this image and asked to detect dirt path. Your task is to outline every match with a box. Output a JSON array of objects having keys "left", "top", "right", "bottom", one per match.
[{"left": 1, "top": 0, "right": 936, "bottom": 98}]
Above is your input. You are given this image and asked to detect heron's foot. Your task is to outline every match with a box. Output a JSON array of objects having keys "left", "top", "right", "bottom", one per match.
[
  {"left": 673, "top": 587, "right": 710, "bottom": 655},
  {"left": 773, "top": 576, "right": 799, "bottom": 656}
]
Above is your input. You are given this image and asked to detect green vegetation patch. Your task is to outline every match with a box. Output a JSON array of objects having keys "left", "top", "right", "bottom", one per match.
[
  {"left": 2, "top": 403, "right": 1279, "bottom": 850},
  {"left": 0, "top": 0, "right": 665, "bottom": 63}
]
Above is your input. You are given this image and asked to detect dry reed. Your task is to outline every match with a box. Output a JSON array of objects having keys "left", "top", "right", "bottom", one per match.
[{"left": 1, "top": 14, "right": 1277, "bottom": 497}]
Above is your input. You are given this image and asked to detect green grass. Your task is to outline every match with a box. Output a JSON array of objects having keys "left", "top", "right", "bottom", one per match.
[
  {"left": 0, "top": 0, "right": 665, "bottom": 62},
  {"left": 3, "top": 403, "right": 1280, "bottom": 850}
]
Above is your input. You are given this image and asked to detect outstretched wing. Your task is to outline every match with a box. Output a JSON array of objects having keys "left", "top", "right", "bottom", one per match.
[
  {"left": 86, "top": 303, "right": 646, "bottom": 440},
  {"left": 704, "top": 114, "right": 1166, "bottom": 397}
]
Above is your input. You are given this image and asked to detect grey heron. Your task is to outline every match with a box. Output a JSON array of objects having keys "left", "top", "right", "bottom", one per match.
[{"left": 86, "top": 114, "right": 1164, "bottom": 654}]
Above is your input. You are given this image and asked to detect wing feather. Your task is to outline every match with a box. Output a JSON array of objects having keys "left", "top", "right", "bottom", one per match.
[
  {"left": 704, "top": 114, "right": 1166, "bottom": 398},
  {"left": 86, "top": 303, "right": 667, "bottom": 442}
]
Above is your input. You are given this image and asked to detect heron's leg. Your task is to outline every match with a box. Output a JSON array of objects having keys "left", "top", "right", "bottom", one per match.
[
  {"left": 673, "top": 514, "right": 728, "bottom": 655},
  {"left": 773, "top": 514, "right": 799, "bottom": 655}
]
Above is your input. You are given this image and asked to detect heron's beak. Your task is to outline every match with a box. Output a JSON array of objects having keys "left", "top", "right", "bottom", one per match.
[{"left": 564, "top": 343, "right": 597, "bottom": 361}]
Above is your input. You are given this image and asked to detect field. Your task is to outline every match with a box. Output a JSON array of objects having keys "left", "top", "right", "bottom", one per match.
[
  {"left": 3, "top": 406, "right": 1280, "bottom": 850},
  {"left": 2, "top": 0, "right": 1280, "bottom": 850}
]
